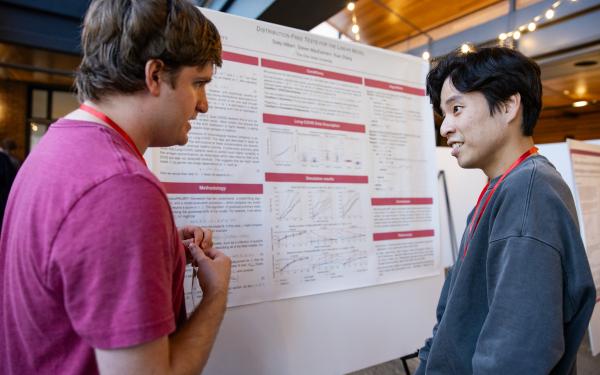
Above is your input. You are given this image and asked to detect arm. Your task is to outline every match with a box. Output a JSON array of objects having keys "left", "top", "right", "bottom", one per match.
[
  {"left": 95, "top": 243, "right": 231, "bottom": 375},
  {"left": 414, "top": 266, "right": 453, "bottom": 375},
  {"left": 54, "top": 174, "right": 231, "bottom": 375},
  {"left": 471, "top": 236, "right": 563, "bottom": 374}
]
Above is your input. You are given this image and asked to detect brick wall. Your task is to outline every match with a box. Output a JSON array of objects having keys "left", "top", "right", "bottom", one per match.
[{"left": 0, "top": 80, "right": 27, "bottom": 161}]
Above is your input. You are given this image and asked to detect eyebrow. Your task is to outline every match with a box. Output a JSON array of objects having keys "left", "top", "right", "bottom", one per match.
[{"left": 444, "top": 94, "right": 463, "bottom": 106}]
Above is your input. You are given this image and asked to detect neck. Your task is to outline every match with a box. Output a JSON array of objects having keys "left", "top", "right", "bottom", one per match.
[
  {"left": 483, "top": 136, "right": 535, "bottom": 179},
  {"left": 71, "top": 97, "right": 151, "bottom": 155}
]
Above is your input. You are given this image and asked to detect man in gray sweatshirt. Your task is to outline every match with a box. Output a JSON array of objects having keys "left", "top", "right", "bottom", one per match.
[{"left": 416, "top": 47, "right": 596, "bottom": 374}]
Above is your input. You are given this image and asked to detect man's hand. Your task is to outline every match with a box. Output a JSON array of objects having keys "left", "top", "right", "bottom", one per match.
[
  {"left": 187, "top": 243, "right": 231, "bottom": 301},
  {"left": 178, "top": 225, "right": 213, "bottom": 265}
]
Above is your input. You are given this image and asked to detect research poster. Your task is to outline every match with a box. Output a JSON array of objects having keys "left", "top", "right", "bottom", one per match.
[
  {"left": 146, "top": 9, "right": 440, "bottom": 308},
  {"left": 568, "top": 139, "right": 600, "bottom": 355}
]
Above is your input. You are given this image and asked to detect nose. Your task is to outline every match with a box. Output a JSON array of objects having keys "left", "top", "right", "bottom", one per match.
[
  {"left": 196, "top": 88, "right": 209, "bottom": 114},
  {"left": 440, "top": 116, "right": 454, "bottom": 139}
]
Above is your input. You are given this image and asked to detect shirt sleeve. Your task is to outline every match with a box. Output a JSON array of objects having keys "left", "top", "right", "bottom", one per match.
[
  {"left": 471, "top": 236, "right": 564, "bottom": 374},
  {"left": 415, "top": 266, "right": 453, "bottom": 375},
  {"left": 48, "top": 173, "right": 181, "bottom": 349}
]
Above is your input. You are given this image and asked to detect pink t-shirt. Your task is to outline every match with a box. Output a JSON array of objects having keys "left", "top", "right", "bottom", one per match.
[{"left": 0, "top": 119, "right": 186, "bottom": 374}]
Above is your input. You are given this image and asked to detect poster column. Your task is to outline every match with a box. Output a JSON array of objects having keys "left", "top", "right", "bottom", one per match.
[{"left": 365, "top": 77, "right": 440, "bottom": 283}]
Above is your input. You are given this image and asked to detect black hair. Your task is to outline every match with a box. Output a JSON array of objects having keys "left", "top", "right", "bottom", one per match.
[{"left": 426, "top": 47, "right": 542, "bottom": 136}]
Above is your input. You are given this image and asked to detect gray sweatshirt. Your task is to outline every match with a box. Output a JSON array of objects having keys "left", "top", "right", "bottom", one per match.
[{"left": 416, "top": 155, "right": 596, "bottom": 375}]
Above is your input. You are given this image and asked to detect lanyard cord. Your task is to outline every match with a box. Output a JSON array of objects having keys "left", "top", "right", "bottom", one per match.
[
  {"left": 462, "top": 146, "right": 539, "bottom": 258},
  {"left": 79, "top": 104, "right": 147, "bottom": 166}
]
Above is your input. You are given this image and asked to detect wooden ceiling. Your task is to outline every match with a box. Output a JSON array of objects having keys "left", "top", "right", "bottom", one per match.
[
  {"left": 327, "top": 0, "right": 600, "bottom": 144},
  {"left": 329, "top": 0, "right": 504, "bottom": 48}
]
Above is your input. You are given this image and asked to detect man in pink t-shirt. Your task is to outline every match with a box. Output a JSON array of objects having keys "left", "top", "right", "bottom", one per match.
[{"left": 0, "top": 1, "right": 231, "bottom": 374}]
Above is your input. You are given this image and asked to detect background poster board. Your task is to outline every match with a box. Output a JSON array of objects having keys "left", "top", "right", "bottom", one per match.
[
  {"left": 145, "top": 8, "right": 445, "bottom": 375},
  {"left": 567, "top": 139, "right": 600, "bottom": 356}
]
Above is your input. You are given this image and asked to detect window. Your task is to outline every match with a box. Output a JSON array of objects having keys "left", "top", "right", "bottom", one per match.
[{"left": 27, "top": 87, "right": 78, "bottom": 153}]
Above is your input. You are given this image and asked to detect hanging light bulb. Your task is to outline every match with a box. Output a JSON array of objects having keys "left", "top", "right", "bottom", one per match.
[
  {"left": 519, "top": 25, "right": 526, "bottom": 32},
  {"left": 545, "top": 9, "right": 555, "bottom": 19},
  {"left": 534, "top": 15, "right": 542, "bottom": 22},
  {"left": 513, "top": 30, "right": 521, "bottom": 40},
  {"left": 347, "top": 1, "right": 355, "bottom": 11},
  {"left": 552, "top": 1, "right": 561, "bottom": 8},
  {"left": 351, "top": 24, "right": 359, "bottom": 34},
  {"left": 461, "top": 44, "right": 471, "bottom": 54},
  {"left": 499, "top": 33, "right": 507, "bottom": 41},
  {"left": 528, "top": 22, "right": 536, "bottom": 31},
  {"left": 422, "top": 51, "right": 430, "bottom": 61}
]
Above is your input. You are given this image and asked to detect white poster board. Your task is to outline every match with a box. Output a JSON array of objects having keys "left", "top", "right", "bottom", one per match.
[
  {"left": 435, "top": 147, "right": 486, "bottom": 267},
  {"left": 567, "top": 139, "right": 600, "bottom": 356},
  {"left": 145, "top": 8, "right": 445, "bottom": 375}
]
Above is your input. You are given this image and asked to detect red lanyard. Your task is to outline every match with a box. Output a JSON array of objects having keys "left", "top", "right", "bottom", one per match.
[
  {"left": 79, "top": 104, "right": 147, "bottom": 166},
  {"left": 462, "top": 146, "right": 538, "bottom": 258}
]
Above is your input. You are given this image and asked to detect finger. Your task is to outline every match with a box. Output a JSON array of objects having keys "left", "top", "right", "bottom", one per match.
[
  {"left": 202, "top": 246, "right": 226, "bottom": 260},
  {"left": 187, "top": 242, "right": 208, "bottom": 263},
  {"left": 192, "top": 227, "right": 205, "bottom": 248},
  {"left": 201, "top": 228, "right": 213, "bottom": 249}
]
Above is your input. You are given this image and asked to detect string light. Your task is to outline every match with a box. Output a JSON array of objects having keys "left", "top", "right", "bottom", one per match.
[
  {"left": 347, "top": 1, "right": 360, "bottom": 43},
  {"left": 493, "top": 0, "right": 578, "bottom": 47},
  {"left": 422, "top": 51, "right": 430, "bottom": 61},
  {"left": 461, "top": 43, "right": 471, "bottom": 54}
]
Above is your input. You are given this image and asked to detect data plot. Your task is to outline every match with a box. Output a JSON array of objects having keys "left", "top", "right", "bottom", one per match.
[
  {"left": 272, "top": 226, "right": 370, "bottom": 280},
  {"left": 274, "top": 190, "right": 303, "bottom": 221},
  {"left": 308, "top": 190, "right": 334, "bottom": 221},
  {"left": 269, "top": 130, "right": 295, "bottom": 163},
  {"left": 339, "top": 190, "right": 361, "bottom": 218}
]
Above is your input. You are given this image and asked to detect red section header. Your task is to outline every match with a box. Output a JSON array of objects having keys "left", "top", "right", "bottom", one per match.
[
  {"left": 364, "top": 78, "right": 425, "bottom": 96},
  {"left": 373, "top": 230, "right": 434, "bottom": 241},
  {"left": 262, "top": 58, "right": 362, "bottom": 84},
  {"left": 265, "top": 173, "right": 368, "bottom": 184},
  {"left": 263, "top": 113, "right": 365, "bottom": 133},
  {"left": 570, "top": 149, "right": 600, "bottom": 158},
  {"left": 371, "top": 197, "right": 433, "bottom": 205},
  {"left": 163, "top": 182, "right": 263, "bottom": 194},
  {"left": 222, "top": 51, "right": 259, "bottom": 66}
]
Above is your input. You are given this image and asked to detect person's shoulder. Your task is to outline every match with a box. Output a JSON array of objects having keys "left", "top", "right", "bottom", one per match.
[
  {"left": 0, "top": 150, "right": 17, "bottom": 174},
  {"left": 502, "top": 155, "right": 569, "bottom": 198}
]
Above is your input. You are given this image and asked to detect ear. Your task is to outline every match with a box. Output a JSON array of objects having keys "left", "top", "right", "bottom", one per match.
[
  {"left": 503, "top": 93, "right": 521, "bottom": 126},
  {"left": 144, "top": 59, "right": 165, "bottom": 97}
]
